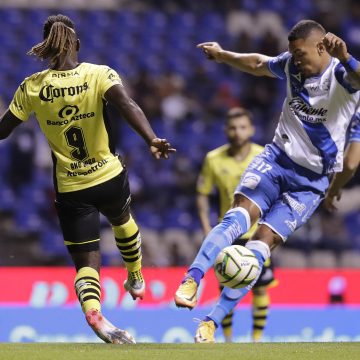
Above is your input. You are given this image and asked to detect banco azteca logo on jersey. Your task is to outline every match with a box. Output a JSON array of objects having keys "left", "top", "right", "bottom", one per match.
[
  {"left": 39, "top": 82, "right": 89, "bottom": 103},
  {"left": 47, "top": 105, "right": 95, "bottom": 126},
  {"left": 58, "top": 105, "right": 79, "bottom": 118}
]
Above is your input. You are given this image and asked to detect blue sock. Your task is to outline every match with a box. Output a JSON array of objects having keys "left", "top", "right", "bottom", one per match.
[
  {"left": 185, "top": 268, "right": 204, "bottom": 285},
  {"left": 190, "top": 208, "right": 250, "bottom": 275},
  {"left": 207, "top": 249, "right": 266, "bottom": 327},
  {"left": 251, "top": 249, "right": 265, "bottom": 269},
  {"left": 205, "top": 316, "right": 218, "bottom": 328}
]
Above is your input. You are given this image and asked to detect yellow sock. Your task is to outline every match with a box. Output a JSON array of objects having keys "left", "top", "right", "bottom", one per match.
[
  {"left": 113, "top": 215, "right": 142, "bottom": 272},
  {"left": 74, "top": 267, "right": 101, "bottom": 313},
  {"left": 221, "top": 310, "right": 234, "bottom": 342},
  {"left": 252, "top": 292, "right": 270, "bottom": 342}
]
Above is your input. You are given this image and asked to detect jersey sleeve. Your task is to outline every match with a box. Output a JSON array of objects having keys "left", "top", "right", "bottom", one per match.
[
  {"left": 98, "top": 66, "right": 123, "bottom": 99},
  {"left": 349, "top": 113, "right": 360, "bottom": 143},
  {"left": 267, "top": 52, "right": 291, "bottom": 80},
  {"left": 8, "top": 81, "right": 32, "bottom": 121},
  {"left": 334, "top": 63, "right": 359, "bottom": 94},
  {"left": 196, "top": 155, "right": 214, "bottom": 195}
]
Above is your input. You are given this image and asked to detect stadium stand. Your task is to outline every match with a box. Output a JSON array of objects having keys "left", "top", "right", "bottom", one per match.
[{"left": 0, "top": 0, "right": 359, "bottom": 266}]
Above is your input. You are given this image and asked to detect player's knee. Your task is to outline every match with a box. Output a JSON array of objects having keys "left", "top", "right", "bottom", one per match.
[
  {"left": 252, "top": 225, "right": 282, "bottom": 250},
  {"left": 107, "top": 208, "right": 131, "bottom": 226},
  {"left": 66, "top": 241, "right": 100, "bottom": 255},
  {"left": 70, "top": 249, "right": 101, "bottom": 272},
  {"left": 231, "top": 194, "right": 260, "bottom": 223},
  {"left": 222, "top": 207, "right": 251, "bottom": 237}
]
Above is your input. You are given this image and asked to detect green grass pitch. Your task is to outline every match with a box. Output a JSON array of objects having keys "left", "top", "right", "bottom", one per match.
[{"left": 0, "top": 343, "right": 359, "bottom": 360}]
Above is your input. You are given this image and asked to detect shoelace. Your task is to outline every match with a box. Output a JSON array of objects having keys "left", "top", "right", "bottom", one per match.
[
  {"left": 193, "top": 318, "right": 215, "bottom": 329},
  {"left": 181, "top": 276, "right": 195, "bottom": 286},
  {"left": 129, "top": 269, "right": 144, "bottom": 283}
]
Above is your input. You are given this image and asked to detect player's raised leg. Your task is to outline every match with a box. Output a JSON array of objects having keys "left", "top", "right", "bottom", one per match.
[
  {"left": 195, "top": 227, "right": 278, "bottom": 343},
  {"left": 196, "top": 174, "right": 327, "bottom": 342},
  {"left": 100, "top": 173, "right": 145, "bottom": 301},
  {"left": 111, "top": 210, "right": 145, "bottom": 300},
  {"left": 174, "top": 195, "right": 261, "bottom": 309}
]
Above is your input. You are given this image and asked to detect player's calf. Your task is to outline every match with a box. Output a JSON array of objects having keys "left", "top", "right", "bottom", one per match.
[{"left": 113, "top": 215, "right": 145, "bottom": 300}]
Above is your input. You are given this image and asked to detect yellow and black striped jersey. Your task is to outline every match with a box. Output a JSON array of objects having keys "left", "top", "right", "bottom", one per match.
[
  {"left": 9, "top": 62, "right": 123, "bottom": 193},
  {"left": 197, "top": 143, "right": 264, "bottom": 239}
]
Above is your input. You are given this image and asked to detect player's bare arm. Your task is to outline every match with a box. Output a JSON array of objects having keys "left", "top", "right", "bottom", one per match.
[
  {"left": 197, "top": 42, "right": 275, "bottom": 77},
  {"left": 323, "top": 32, "right": 360, "bottom": 89},
  {"left": 196, "top": 193, "right": 212, "bottom": 235},
  {"left": 324, "top": 142, "right": 360, "bottom": 211},
  {"left": 0, "top": 110, "right": 22, "bottom": 139},
  {"left": 105, "top": 84, "right": 176, "bottom": 159}
]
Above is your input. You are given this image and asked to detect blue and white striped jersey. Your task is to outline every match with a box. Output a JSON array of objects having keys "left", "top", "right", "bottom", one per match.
[{"left": 268, "top": 52, "right": 360, "bottom": 174}]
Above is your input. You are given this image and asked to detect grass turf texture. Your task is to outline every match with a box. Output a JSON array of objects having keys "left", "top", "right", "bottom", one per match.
[{"left": 0, "top": 343, "right": 359, "bottom": 360}]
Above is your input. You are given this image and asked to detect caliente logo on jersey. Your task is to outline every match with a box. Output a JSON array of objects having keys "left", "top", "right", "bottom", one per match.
[{"left": 289, "top": 97, "right": 328, "bottom": 124}]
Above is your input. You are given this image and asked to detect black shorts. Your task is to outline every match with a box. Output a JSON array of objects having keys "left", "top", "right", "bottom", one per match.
[
  {"left": 55, "top": 170, "right": 131, "bottom": 252},
  {"left": 233, "top": 238, "right": 276, "bottom": 288}
]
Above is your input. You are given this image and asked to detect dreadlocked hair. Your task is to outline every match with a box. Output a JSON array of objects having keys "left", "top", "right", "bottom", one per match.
[{"left": 27, "top": 14, "right": 76, "bottom": 68}]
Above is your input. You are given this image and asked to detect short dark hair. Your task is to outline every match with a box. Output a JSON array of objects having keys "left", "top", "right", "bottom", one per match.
[
  {"left": 226, "top": 107, "right": 253, "bottom": 125},
  {"left": 288, "top": 20, "right": 326, "bottom": 42}
]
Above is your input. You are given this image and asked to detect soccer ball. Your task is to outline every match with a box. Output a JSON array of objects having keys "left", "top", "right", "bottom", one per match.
[{"left": 214, "top": 245, "right": 260, "bottom": 289}]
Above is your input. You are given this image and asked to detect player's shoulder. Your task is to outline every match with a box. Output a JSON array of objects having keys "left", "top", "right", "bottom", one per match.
[
  {"left": 206, "top": 144, "right": 230, "bottom": 160},
  {"left": 250, "top": 143, "right": 264, "bottom": 155},
  {"left": 78, "top": 62, "right": 109, "bottom": 74},
  {"left": 21, "top": 69, "right": 50, "bottom": 88},
  {"left": 87, "top": 63, "right": 117, "bottom": 74}
]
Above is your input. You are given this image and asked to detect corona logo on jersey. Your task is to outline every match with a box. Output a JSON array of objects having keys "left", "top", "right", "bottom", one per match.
[{"left": 39, "top": 82, "right": 89, "bottom": 102}]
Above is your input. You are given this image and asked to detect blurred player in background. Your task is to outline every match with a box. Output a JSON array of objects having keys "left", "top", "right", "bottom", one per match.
[
  {"left": 0, "top": 14, "right": 175, "bottom": 344},
  {"left": 175, "top": 20, "right": 360, "bottom": 342},
  {"left": 324, "top": 113, "right": 360, "bottom": 211},
  {"left": 196, "top": 107, "right": 276, "bottom": 342}
]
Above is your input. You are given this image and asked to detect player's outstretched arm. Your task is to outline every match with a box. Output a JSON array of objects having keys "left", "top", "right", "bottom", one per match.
[
  {"left": 323, "top": 32, "right": 360, "bottom": 89},
  {"left": 105, "top": 85, "right": 176, "bottom": 159},
  {"left": 197, "top": 42, "right": 275, "bottom": 77},
  {"left": 324, "top": 142, "right": 360, "bottom": 211},
  {"left": 0, "top": 110, "right": 22, "bottom": 140}
]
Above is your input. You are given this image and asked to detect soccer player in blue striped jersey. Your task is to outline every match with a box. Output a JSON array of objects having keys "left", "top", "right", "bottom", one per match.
[
  {"left": 196, "top": 108, "right": 276, "bottom": 342},
  {"left": 0, "top": 14, "right": 175, "bottom": 344},
  {"left": 174, "top": 20, "right": 360, "bottom": 342}
]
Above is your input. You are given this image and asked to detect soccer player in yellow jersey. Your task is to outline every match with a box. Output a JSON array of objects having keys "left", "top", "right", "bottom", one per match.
[
  {"left": 0, "top": 14, "right": 175, "bottom": 344},
  {"left": 196, "top": 108, "right": 277, "bottom": 342}
]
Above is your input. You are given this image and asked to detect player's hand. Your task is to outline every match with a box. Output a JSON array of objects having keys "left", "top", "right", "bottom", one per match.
[
  {"left": 323, "top": 189, "right": 342, "bottom": 212},
  {"left": 149, "top": 138, "right": 176, "bottom": 159},
  {"left": 322, "top": 33, "right": 349, "bottom": 63},
  {"left": 197, "top": 42, "right": 223, "bottom": 62}
]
